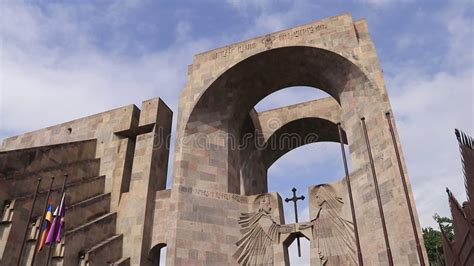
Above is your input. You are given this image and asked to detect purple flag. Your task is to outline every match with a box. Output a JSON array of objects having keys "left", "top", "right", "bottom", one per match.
[
  {"left": 55, "top": 193, "right": 66, "bottom": 242},
  {"left": 45, "top": 193, "right": 65, "bottom": 244}
]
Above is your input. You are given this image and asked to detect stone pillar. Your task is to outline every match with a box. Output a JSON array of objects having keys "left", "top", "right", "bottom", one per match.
[{"left": 117, "top": 98, "right": 172, "bottom": 265}]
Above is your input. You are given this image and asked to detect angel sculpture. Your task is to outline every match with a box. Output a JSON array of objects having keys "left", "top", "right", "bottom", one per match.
[
  {"left": 233, "top": 194, "right": 289, "bottom": 266},
  {"left": 301, "top": 184, "right": 357, "bottom": 265}
]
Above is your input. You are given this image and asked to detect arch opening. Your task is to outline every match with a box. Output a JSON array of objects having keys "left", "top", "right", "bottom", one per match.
[
  {"left": 240, "top": 114, "right": 348, "bottom": 197},
  {"left": 283, "top": 232, "right": 311, "bottom": 266},
  {"left": 269, "top": 142, "right": 349, "bottom": 224},
  {"left": 180, "top": 46, "right": 372, "bottom": 194},
  {"left": 149, "top": 243, "right": 167, "bottom": 266},
  {"left": 254, "top": 86, "right": 332, "bottom": 112}
]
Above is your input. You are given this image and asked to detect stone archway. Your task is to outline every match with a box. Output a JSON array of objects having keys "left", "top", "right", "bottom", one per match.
[
  {"left": 169, "top": 14, "right": 426, "bottom": 265},
  {"left": 178, "top": 46, "right": 373, "bottom": 194}
]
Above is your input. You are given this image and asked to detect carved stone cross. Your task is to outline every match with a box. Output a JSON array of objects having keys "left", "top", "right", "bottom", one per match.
[{"left": 285, "top": 187, "right": 305, "bottom": 257}]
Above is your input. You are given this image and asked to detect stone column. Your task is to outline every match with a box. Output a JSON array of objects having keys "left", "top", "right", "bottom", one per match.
[{"left": 117, "top": 98, "right": 172, "bottom": 265}]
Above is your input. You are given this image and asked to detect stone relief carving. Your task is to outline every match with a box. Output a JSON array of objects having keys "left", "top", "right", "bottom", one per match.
[
  {"left": 302, "top": 184, "right": 357, "bottom": 265},
  {"left": 234, "top": 187, "right": 357, "bottom": 265},
  {"left": 233, "top": 194, "right": 290, "bottom": 265},
  {"left": 261, "top": 34, "right": 276, "bottom": 50}
]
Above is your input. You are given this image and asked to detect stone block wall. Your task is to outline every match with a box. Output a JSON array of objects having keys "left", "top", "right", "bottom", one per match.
[
  {"left": 0, "top": 104, "right": 140, "bottom": 211},
  {"left": 0, "top": 97, "right": 173, "bottom": 265},
  {"left": 117, "top": 98, "right": 173, "bottom": 265}
]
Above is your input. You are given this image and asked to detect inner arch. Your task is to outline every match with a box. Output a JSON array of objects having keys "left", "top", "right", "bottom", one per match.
[
  {"left": 262, "top": 117, "right": 346, "bottom": 169},
  {"left": 240, "top": 116, "right": 347, "bottom": 196},
  {"left": 254, "top": 86, "right": 331, "bottom": 112}
]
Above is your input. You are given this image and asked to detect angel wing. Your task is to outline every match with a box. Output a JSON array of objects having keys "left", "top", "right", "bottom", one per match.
[
  {"left": 313, "top": 206, "right": 357, "bottom": 265},
  {"left": 233, "top": 211, "right": 280, "bottom": 265},
  {"left": 311, "top": 185, "right": 358, "bottom": 265}
]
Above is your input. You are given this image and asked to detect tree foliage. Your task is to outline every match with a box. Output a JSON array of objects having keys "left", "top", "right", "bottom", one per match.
[{"left": 422, "top": 214, "right": 453, "bottom": 265}]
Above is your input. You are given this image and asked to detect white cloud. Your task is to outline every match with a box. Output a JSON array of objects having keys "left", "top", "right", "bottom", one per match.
[
  {"left": 388, "top": 66, "right": 473, "bottom": 228},
  {"left": 386, "top": 0, "right": 473, "bottom": 228},
  {"left": 227, "top": 0, "right": 323, "bottom": 39},
  {"left": 175, "top": 21, "right": 192, "bottom": 42},
  {"left": 0, "top": 2, "right": 213, "bottom": 140},
  {"left": 436, "top": 0, "right": 473, "bottom": 69},
  {"left": 355, "top": 0, "right": 413, "bottom": 6},
  {"left": 226, "top": 0, "right": 275, "bottom": 11},
  {"left": 0, "top": 2, "right": 217, "bottom": 188},
  {"left": 105, "top": 0, "right": 143, "bottom": 26}
]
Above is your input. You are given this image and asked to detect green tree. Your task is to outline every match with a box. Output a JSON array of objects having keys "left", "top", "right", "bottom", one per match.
[
  {"left": 422, "top": 214, "right": 453, "bottom": 265},
  {"left": 433, "top": 214, "right": 454, "bottom": 240}
]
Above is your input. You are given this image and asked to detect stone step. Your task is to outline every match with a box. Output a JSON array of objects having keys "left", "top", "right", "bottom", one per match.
[
  {"left": 10, "top": 175, "right": 107, "bottom": 220},
  {"left": 1, "top": 158, "right": 100, "bottom": 182},
  {"left": 64, "top": 175, "right": 106, "bottom": 206},
  {"left": 79, "top": 234, "right": 123, "bottom": 266},
  {"left": 0, "top": 159, "right": 100, "bottom": 200},
  {"left": 35, "top": 212, "right": 117, "bottom": 266},
  {"left": 66, "top": 193, "right": 111, "bottom": 230},
  {"left": 110, "top": 257, "right": 130, "bottom": 266},
  {"left": 0, "top": 139, "right": 97, "bottom": 178},
  {"left": 60, "top": 212, "right": 117, "bottom": 265}
]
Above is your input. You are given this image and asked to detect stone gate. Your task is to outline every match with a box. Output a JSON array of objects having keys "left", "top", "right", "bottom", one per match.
[{"left": 1, "top": 13, "right": 427, "bottom": 265}]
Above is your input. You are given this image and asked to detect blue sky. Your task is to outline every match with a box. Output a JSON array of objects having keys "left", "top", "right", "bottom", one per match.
[{"left": 1, "top": 0, "right": 473, "bottom": 264}]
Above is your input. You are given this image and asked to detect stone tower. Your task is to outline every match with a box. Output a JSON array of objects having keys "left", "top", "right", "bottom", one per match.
[{"left": 1, "top": 14, "right": 427, "bottom": 265}]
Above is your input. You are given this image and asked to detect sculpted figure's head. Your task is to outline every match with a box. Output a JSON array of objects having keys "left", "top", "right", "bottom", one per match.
[
  {"left": 256, "top": 194, "right": 272, "bottom": 213},
  {"left": 314, "top": 184, "right": 343, "bottom": 209}
]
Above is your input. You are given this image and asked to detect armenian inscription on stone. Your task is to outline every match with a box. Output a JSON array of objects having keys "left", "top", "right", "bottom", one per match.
[
  {"left": 179, "top": 186, "right": 243, "bottom": 202},
  {"left": 278, "top": 24, "right": 327, "bottom": 41},
  {"left": 211, "top": 42, "right": 257, "bottom": 60},
  {"left": 211, "top": 23, "right": 327, "bottom": 60}
]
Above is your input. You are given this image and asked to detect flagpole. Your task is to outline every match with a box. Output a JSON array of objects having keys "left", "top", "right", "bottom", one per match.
[
  {"left": 31, "top": 176, "right": 54, "bottom": 266},
  {"left": 46, "top": 174, "right": 67, "bottom": 266},
  {"left": 18, "top": 177, "right": 42, "bottom": 266}
]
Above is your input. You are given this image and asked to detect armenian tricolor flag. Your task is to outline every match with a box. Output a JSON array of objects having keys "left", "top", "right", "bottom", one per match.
[
  {"left": 46, "top": 193, "right": 65, "bottom": 244},
  {"left": 37, "top": 202, "right": 54, "bottom": 251}
]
